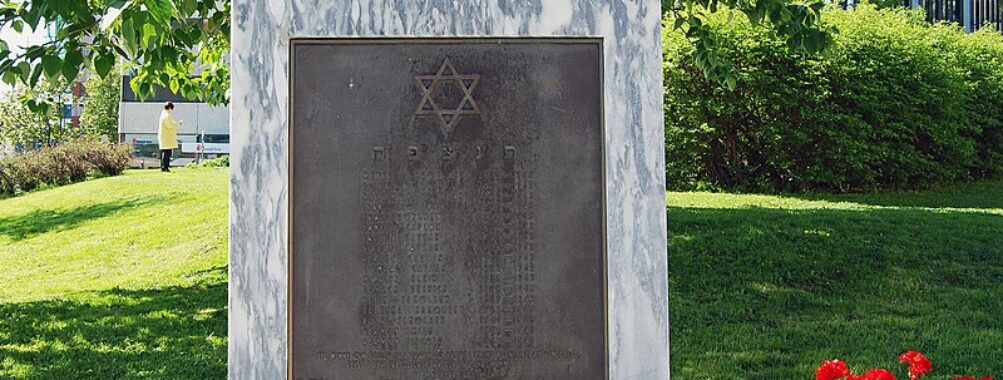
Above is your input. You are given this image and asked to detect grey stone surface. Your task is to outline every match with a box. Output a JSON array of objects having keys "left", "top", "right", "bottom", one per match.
[{"left": 230, "top": 1, "right": 667, "bottom": 379}]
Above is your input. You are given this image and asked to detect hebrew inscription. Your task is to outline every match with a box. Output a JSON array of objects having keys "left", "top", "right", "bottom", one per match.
[{"left": 291, "top": 39, "right": 605, "bottom": 379}]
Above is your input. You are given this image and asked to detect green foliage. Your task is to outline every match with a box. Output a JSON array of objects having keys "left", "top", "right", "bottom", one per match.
[
  {"left": 955, "top": 29, "right": 1003, "bottom": 179},
  {"left": 0, "top": 0, "right": 818, "bottom": 102},
  {"left": 663, "top": 0, "right": 833, "bottom": 86},
  {"left": 667, "top": 182, "right": 1003, "bottom": 378},
  {"left": 186, "top": 155, "right": 229, "bottom": 168},
  {"left": 0, "top": 169, "right": 228, "bottom": 378},
  {"left": 0, "top": 79, "right": 72, "bottom": 146},
  {"left": 0, "top": 0, "right": 230, "bottom": 105},
  {"left": 0, "top": 137, "right": 130, "bottom": 195},
  {"left": 664, "top": 5, "right": 1003, "bottom": 192},
  {"left": 80, "top": 65, "right": 122, "bottom": 141}
]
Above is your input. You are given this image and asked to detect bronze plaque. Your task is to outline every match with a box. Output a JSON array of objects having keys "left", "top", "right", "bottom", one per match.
[{"left": 290, "top": 39, "right": 605, "bottom": 379}]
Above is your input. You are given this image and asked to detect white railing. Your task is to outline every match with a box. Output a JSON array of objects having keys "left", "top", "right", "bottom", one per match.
[{"left": 907, "top": 0, "right": 1002, "bottom": 33}]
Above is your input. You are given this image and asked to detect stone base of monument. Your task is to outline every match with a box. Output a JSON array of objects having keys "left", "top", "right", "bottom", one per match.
[{"left": 230, "top": 2, "right": 668, "bottom": 379}]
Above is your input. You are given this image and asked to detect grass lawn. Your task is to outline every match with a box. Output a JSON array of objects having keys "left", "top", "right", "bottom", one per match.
[
  {"left": 668, "top": 182, "right": 1003, "bottom": 379},
  {"left": 2, "top": 166, "right": 1000, "bottom": 379},
  {"left": 0, "top": 169, "right": 228, "bottom": 379}
]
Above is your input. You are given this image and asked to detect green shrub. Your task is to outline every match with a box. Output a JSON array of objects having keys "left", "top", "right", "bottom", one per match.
[
  {"left": 70, "top": 137, "right": 132, "bottom": 176},
  {"left": 664, "top": 5, "right": 1003, "bottom": 192},
  {"left": 0, "top": 138, "right": 131, "bottom": 196},
  {"left": 186, "top": 155, "right": 229, "bottom": 168}
]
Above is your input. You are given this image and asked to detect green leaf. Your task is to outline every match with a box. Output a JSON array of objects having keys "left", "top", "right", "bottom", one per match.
[
  {"left": 67, "top": 0, "right": 92, "bottom": 19},
  {"left": 122, "top": 18, "right": 138, "bottom": 56},
  {"left": 93, "top": 52, "right": 115, "bottom": 78},
  {"left": 11, "top": 20, "right": 23, "bottom": 33},
  {"left": 145, "top": 0, "right": 174, "bottom": 23},
  {"left": 17, "top": 61, "right": 30, "bottom": 82},
  {"left": 49, "top": 1, "right": 69, "bottom": 19},
  {"left": 805, "top": 30, "right": 826, "bottom": 54},
  {"left": 63, "top": 49, "right": 84, "bottom": 81},
  {"left": 41, "top": 53, "right": 62, "bottom": 80},
  {"left": 23, "top": 5, "right": 41, "bottom": 30},
  {"left": 181, "top": 0, "right": 197, "bottom": 16},
  {"left": 129, "top": 74, "right": 144, "bottom": 98},
  {"left": 112, "top": 44, "right": 130, "bottom": 58},
  {"left": 142, "top": 23, "right": 157, "bottom": 49},
  {"left": 29, "top": 63, "right": 43, "bottom": 85},
  {"left": 1, "top": 70, "right": 17, "bottom": 86},
  {"left": 23, "top": 46, "right": 44, "bottom": 60}
]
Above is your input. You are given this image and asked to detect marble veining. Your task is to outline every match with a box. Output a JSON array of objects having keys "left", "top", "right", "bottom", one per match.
[{"left": 230, "top": 1, "right": 668, "bottom": 379}]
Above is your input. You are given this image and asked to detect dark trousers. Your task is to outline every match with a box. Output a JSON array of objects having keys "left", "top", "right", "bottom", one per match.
[{"left": 160, "top": 149, "right": 173, "bottom": 171}]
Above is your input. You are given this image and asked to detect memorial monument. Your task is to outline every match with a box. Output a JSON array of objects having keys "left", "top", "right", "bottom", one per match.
[{"left": 231, "top": 2, "right": 668, "bottom": 379}]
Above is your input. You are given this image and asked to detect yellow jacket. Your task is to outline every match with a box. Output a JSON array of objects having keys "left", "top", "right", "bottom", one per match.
[{"left": 158, "top": 111, "right": 180, "bottom": 150}]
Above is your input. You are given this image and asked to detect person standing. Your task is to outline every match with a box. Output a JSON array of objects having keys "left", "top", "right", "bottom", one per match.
[{"left": 158, "top": 102, "right": 180, "bottom": 172}]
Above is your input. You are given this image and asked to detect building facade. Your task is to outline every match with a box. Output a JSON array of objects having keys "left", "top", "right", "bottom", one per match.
[{"left": 118, "top": 75, "right": 230, "bottom": 167}]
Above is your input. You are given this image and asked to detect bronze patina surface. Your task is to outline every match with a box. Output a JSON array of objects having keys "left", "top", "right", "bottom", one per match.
[{"left": 290, "top": 39, "right": 605, "bottom": 379}]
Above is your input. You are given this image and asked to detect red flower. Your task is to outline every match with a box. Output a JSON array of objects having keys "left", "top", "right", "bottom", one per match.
[
  {"left": 899, "top": 351, "right": 932, "bottom": 379},
  {"left": 849, "top": 369, "right": 897, "bottom": 380},
  {"left": 817, "top": 359, "right": 852, "bottom": 380},
  {"left": 953, "top": 377, "right": 994, "bottom": 380}
]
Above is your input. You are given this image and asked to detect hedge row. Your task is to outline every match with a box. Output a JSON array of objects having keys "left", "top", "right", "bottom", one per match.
[
  {"left": 0, "top": 138, "right": 131, "bottom": 196},
  {"left": 664, "top": 5, "right": 1003, "bottom": 192}
]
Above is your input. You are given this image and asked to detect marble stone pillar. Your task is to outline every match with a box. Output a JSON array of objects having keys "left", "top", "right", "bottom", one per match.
[{"left": 230, "top": 1, "right": 668, "bottom": 379}]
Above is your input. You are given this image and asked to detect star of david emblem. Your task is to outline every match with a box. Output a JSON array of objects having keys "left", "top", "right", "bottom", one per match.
[{"left": 415, "top": 58, "right": 481, "bottom": 136}]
